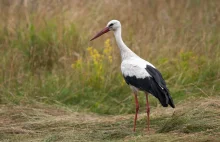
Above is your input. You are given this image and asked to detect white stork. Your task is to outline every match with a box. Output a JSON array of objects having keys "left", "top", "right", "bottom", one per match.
[{"left": 90, "top": 20, "right": 175, "bottom": 132}]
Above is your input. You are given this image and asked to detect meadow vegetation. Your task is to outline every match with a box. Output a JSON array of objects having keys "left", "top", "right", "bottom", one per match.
[{"left": 0, "top": 0, "right": 220, "bottom": 141}]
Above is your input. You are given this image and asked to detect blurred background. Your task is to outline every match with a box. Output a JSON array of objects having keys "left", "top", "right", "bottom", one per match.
[
  {"left": 0, "top": 0, "right": 220, "bottom": 114},
  {"left": 0, "top": 0, "right": 220, "bottom": 141}
]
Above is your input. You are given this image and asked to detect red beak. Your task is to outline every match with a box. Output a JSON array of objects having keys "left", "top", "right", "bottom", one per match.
[{"left": 90, "top": 27, "right": 110, "bottom": 41}]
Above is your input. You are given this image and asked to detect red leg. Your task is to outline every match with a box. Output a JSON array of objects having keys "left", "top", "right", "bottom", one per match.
[
  {"left": 133, "top": 93, "right": 139, "bottom": 132},
  {"left": 145, "top": 93, "right": 150, "bottom": 132}
]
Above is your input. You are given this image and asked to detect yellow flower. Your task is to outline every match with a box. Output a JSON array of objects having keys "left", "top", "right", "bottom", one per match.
[
  {"left": 73, "top": 39, "right": 115, "bottom": 87},
  {"left": 87, "top": 47, "right": 93, "bottom": 52},
  {"left": 103, "top": 39, "right": 113, "bottom": 64},
  {"left": 104, "top": 39, "right": 112, "bottom": 55},
  {"left": 71, "top": 58, "right": 82, "bottom": 69},
  {"left": 87, "top": 46, "right": 103, "bottom": 64}
]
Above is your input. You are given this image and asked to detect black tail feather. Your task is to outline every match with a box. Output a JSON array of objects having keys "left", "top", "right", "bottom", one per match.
[
  {"left": 149, "top": 80, "right": 175, "bottom": 108},
  {"left": 168, "top": 93, "right": 175, "bottom": 108}
]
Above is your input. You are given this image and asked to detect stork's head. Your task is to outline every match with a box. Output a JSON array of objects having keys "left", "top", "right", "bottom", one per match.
[
  {"left": 107, "top": 20, "right": 121, "bottom": 31},
  {"left": 90, "top": 20, "right": 121, "bottom": 41}
]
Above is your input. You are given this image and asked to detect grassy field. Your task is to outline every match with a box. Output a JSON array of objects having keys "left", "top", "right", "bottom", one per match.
[
  {"left": 0, "top": 0, "right": 220, "bottom": 141},
  {"left": 1, "top": 97, "right": 220, "bottom": 142}
]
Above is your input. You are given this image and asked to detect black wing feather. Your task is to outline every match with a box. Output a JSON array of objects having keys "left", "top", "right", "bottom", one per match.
[{"left": 146, "top": 65, "right": 175, "bottom": 108}]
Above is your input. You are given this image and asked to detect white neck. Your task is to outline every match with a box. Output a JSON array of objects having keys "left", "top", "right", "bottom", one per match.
[{"left": 113, "top": 28, "right": 138, "bottom": 60}]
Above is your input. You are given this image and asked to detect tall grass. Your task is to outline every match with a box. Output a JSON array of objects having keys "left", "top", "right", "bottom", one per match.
[{"left": 0, "top": 0, "right": 219, "bottom": 114}]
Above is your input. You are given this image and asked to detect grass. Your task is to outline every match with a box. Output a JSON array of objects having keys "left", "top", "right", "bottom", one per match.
[
  {"left": 0, "top": 0, "right": 220, "bottom": 141},
  {"left": 0, "top": 96, "right": 219, "bottom": 142}
]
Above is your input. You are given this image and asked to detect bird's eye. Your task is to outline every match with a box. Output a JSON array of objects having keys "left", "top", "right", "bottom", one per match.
[{"left": 109, "top": 23, "right": 114, "bottom": 27}]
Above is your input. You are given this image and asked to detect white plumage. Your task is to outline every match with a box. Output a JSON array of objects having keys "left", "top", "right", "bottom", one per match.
[{"left": 121, "top": 57, "right": 155, "bottom": 79}]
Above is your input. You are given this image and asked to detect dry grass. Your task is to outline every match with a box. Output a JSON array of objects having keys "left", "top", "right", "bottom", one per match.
[{"left": 0, "top": 96, "right": 219, "bottom": 142}]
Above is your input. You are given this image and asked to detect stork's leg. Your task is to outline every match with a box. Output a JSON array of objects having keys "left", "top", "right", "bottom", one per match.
[
  {"left": 133, "top": 93, "right": 139, "bottom": 132},
  {"left": 145, "top": 93, "right": 150, "bottom": 131}
]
